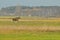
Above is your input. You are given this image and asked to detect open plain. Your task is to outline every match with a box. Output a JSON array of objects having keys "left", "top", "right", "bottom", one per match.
[{"left": 0, "top": 16, "right": 60, "bottom": 40}]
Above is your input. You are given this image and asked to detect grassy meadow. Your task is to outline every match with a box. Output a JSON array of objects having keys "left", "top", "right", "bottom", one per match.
[
  {"left": 0, "top": 32, "right": 60, "bottom": 40},
  {"left": 0, "top": 16, "right": 60, "bottom": 40}
]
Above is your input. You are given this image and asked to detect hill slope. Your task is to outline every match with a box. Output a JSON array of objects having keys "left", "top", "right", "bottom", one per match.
[{"left": 0, "top": 6, "right": 60, "bottom": 18}]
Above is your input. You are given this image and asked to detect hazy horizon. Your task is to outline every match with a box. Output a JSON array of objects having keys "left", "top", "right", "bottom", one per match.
[{"left": 0, "top": 0, "right": 60, "bottom": 9}]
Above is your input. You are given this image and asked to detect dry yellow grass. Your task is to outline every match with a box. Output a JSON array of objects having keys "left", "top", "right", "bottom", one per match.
[{"left": 0, "top": 18, "right": 60, "bottom": 33}]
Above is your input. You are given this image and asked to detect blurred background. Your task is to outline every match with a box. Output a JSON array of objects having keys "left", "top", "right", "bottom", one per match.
[{"left": 0, "top": 0, "right": 60, "bottom": 18}]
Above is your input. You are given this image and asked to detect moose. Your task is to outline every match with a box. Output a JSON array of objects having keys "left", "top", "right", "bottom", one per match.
[{"left": 12, "top": 16, "right": 21, "bottom": 22}]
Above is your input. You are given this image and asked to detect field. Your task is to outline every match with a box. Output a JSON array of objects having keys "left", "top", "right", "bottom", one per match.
[{"left": 0, "top": 16, "right": 60, "bottom": 40}]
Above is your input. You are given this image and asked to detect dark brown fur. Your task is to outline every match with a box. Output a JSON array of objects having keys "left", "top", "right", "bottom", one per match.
[{"left": 12, "top": 17, "right": 20, "bottom": 21}]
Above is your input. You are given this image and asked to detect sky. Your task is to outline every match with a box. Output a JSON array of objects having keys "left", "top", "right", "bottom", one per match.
[{"left": 0, "top": 0, "right": 60, "bottom": 8}]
